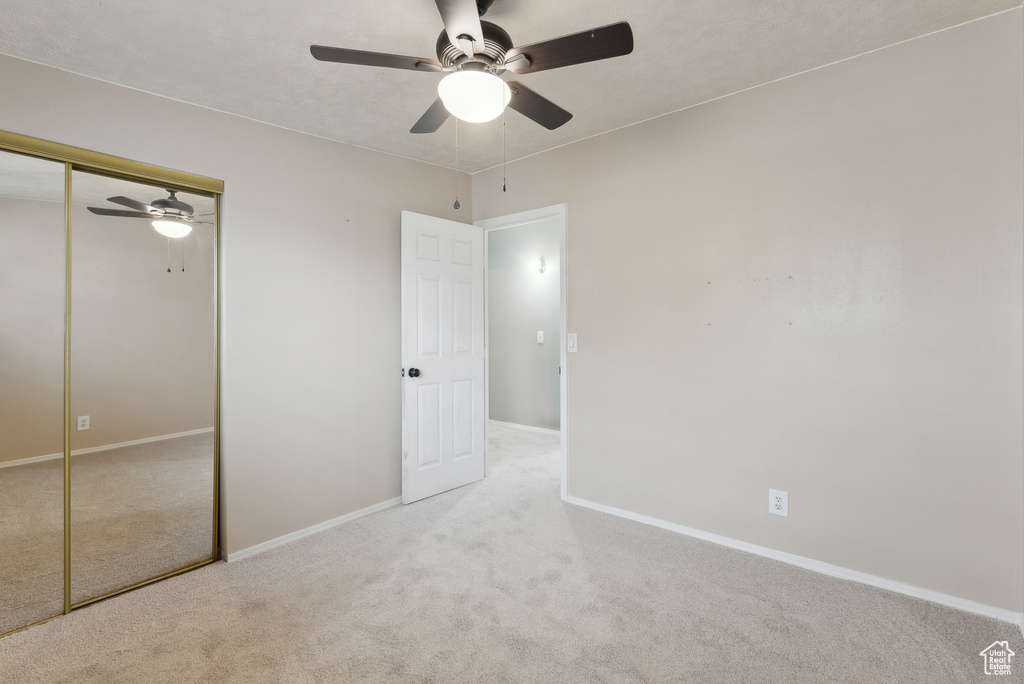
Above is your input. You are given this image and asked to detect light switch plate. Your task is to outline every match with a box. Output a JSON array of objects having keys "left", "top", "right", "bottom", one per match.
[
  {"left": 537, "top": 331, "right": 544, "bottom": 343},
  {"left": 567, "top": 333, "right": 578, "bottom": 352}
]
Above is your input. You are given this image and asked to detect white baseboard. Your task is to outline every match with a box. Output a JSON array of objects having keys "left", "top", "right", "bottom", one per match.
[
  {"left": 226, "top": 497, "right": 403, "bottom": 563},
  {"left": 0, "top": 427, "right": 215, "bottom": 469},
  {"left": 0, "top": 451, "right": 63, "bottom": 468},
  {"left": 489, "top": 419, "right": 560, "bottom": 436},
  {"left": 566, "top": 495, "right": 1021, "bottom": 626}
]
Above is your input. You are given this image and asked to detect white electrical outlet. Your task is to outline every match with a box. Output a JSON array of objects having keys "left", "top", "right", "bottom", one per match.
[
  {"left": 77, "top": 415, "right": 90, "bottom": 431},
  {"left": 769, "top": 489, "right": 788, "bottom": 517}
]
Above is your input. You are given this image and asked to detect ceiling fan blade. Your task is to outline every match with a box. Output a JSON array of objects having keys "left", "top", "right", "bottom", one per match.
[
  {"left": 310, "top": 45, "right": 444, "bottom": 72},
  {"left": 504, "top": 22, "right": 633, "bottom": 74},
  {"left": 87, "top": 207, "right": 156, "bottom": 219},
  {"left": 411, "top": 98, "right": 451, "bottom": 134},
  {"left": 106, "top": 195, "right": 161, "bottom": 213},
  {"left": 434, "top": 0, "right": 485, "bottom": 56},
  {"left": 506, "top": 81, "right": 572, "bottom": 130}
]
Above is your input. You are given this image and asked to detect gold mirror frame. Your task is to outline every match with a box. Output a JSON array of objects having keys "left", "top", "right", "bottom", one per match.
[{"left": 0, "top": 130, "right": 223, "bottom": 637}]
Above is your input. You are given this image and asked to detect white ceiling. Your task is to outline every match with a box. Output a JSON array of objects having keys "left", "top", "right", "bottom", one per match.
[{"left": 0, "top": 0, "right": 1016, "bottom": 173}]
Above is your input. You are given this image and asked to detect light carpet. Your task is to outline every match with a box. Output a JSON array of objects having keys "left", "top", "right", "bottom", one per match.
[
  {"left": 0, "top": 422, "right": 1018, "bottom": 682},
  {"left": 0, "top": 433, "right": 214, "bottom": 634}
]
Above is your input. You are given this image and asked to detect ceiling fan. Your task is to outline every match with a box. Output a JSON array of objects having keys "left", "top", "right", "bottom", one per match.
[
  {"left": 310, "top": 0, "right": 633, "bottom": 133},
  {"left": 87, "top": 190, "right": 212, "bottom": 238}
]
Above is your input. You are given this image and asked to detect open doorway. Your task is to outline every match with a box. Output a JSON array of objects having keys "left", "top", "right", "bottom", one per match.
[{"left": 478, "top": 205, "right": 567, "bottom": 500}]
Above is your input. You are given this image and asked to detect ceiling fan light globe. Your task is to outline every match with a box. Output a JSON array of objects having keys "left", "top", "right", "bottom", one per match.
[
  {"left": 152, "top": 220, "right": 192, "bottom": 239},
  {"left": 437, "top": 71, "right": 511, "bottom": 123}
]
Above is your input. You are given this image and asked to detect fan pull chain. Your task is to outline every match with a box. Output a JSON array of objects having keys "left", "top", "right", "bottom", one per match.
[
  {"left": 502, "top": 105, "right": 507, "bottom": 193},
  {"left": 166, "top": 237, "right": 172, "bottom": 273},
  {"left": 453, "top": 118, "right": 461, "bottom": 210},
  {"left": 181, "top": 239, "right": 186, "bottom": 273}
]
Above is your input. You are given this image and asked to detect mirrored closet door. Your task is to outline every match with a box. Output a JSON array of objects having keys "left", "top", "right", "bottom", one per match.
[
  {"left": 0, "top": 150, "right": 67, "bottom": 635},
  {"left": 0, "top": 131, "right": 222, "bottom": 636},
  {"left": 69, "top": 171, "right": 217, "bottom": 606}
]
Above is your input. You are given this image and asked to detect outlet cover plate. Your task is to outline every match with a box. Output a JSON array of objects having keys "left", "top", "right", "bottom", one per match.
[
  {"left": 77, "top": 415, "right": 90, "bottom": 431},
  {"left": 769, "top": 489, "right": 788, "bottom": 517}
]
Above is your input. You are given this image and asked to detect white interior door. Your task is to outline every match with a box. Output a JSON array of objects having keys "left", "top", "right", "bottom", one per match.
[{"left": 401, "top": 211, "right": 485, "bottom": 504}]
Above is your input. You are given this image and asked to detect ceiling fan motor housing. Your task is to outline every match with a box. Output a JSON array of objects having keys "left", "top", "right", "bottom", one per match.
[
  {"left": 151, "top": 191, "right": 194, "bottom": 217},
  {"left": 436, "top": 20, "right": 513, "bottom": 69}
]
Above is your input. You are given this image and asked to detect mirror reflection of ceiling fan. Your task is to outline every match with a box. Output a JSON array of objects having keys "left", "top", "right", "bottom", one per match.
[
  {"left": 310, "top": 0, "right": 634, "bottom": 133},
  {"left": 87, "top": 190, "right": 212, "bottom": 238}
]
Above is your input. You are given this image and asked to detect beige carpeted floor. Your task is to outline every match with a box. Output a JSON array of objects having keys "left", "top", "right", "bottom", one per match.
[
  {"left": 0, "top": 433, "right": 214, "bottom": 634},
  {"left": 0, "top": 422, "right": 1019, "bottom": 682}
]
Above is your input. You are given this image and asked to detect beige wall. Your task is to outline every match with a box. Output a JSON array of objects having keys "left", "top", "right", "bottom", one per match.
[
  {"left": 0, "top": 194, "right": 216, "bottom": 463},
  {"left": 0, "top": 53, "right": 469, "bottom": 554},
  {"left": 487, "top": 218, "right": 561, "bottom": 430},
  {"left": 0, "top": 196, "right": 65, "bottom": 462},
  {"left": 68, "top": 198, "right": 216, "bottom": 452},
  {"left": 474, "top": 12, "right": 1024, "bottom": 611}
]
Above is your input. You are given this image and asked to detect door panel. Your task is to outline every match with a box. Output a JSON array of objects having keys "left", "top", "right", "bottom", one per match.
[
  {"left": 417, "top": 275, "right": 441, "bottom": 358},
  {"left": 453, "top": 279, "right": 473, "bottom": 355},
  {"left": 452, "top": 380, "right": 474, "bottom": 459},
  {"left": 417, "top": 383, "right": 442, "bottom": 467},
  {"left": 401, "top": 211, "right": 485, "bottom": 504}
]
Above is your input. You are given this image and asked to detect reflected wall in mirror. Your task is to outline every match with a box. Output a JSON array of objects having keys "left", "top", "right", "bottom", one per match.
[
  {"left": 69, "top": 171, "right": 216, "bottom": 605},
  {"left": 0, "top": 151, "right": 66, "bottom": 634}
]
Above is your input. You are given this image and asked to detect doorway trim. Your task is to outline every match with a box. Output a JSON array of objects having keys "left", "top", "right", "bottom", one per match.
[{"left": 476, "top": 204, "right": 568, "bottom": 501}]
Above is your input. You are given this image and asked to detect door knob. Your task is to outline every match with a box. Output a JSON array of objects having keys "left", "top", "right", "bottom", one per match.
[{"left": 408, "top": 368, "right": 421, "bottom": 378}]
